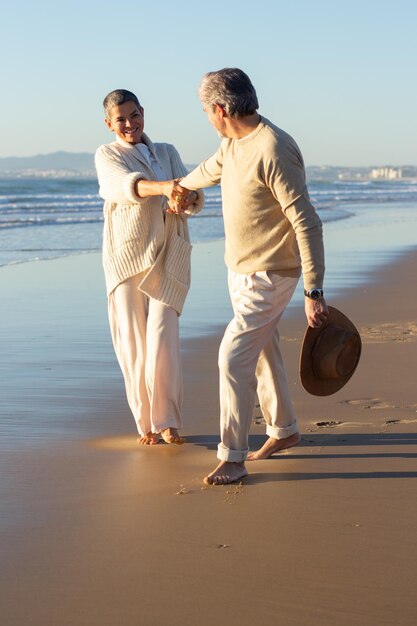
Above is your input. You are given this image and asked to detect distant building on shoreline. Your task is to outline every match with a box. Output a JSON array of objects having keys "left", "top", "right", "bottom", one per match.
[
  {"left": 369, "top": 167, "right": 402, "bottom": 179},
  {"left": 333, "top": 165, "right": 417, "bottom": 181}
]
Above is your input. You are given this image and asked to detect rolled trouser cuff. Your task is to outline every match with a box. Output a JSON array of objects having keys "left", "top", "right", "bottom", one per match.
[
  {"left": 266, "top": 421, "right": 299, "bottom": 440},
  {"left": 217, "top": 442, "right": 248, "bottom": 463}
]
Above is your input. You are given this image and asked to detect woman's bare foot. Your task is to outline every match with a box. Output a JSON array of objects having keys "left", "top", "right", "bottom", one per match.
[
  {"left": 160, "top": 428, "right": 185, "bottom": 445},
  {"left": 247, "top": 432, "right": 301, "bottom": 460},
  {"left": 204, "top": 461, "right": 248, "bottom": 485},
  {"left": 137, "top": 432, "right": 160, "bottom": 445}
]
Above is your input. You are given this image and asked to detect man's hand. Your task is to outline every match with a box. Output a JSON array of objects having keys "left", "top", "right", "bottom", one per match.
[
  {"left": 305, "top": 297, "right": 329, "bottom": 328},
  {"left": 166, "top": 180, "right": 191, "bottom": 214}
]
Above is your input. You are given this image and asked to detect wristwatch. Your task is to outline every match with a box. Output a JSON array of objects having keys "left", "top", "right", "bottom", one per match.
[{"left": 304, "top": 288, "right": 323, "bottom": 300}]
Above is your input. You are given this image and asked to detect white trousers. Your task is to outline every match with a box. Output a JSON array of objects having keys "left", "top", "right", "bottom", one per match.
[
  {"left": 108, "top": 274, "right": 182, "bottom": 436},
  {"left": 217, "top": 270, "right": 299, "bottom": 462}
]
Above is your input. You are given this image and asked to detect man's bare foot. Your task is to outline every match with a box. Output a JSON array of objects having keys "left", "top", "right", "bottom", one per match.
[
  {"left": 137, "top": 432, "right": 160, "bottom": 445},
  {"left": 247, "top": 432, "right": 301, "bottom": 460},
  {"left": 204, "top": 461, "right": 248, "bottom": 486},
  {"left": 160, "top": 428, "right": 185, "bottom": 445}
]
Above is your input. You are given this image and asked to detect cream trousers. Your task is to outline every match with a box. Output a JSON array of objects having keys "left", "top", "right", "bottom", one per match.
[
  {"left": 218, "top": 270, "right": 299, "bottom": 462},
  {"left": 108, "top": 274, "right": 182, "bottom": 436}
]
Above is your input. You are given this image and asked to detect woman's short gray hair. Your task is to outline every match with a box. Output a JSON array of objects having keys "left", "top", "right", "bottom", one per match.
[
  {"left": 199, "top": 68, "right": 259, "bottom": 118},
  {"left": 103, "top": 89, "right": 141, "bottom": 117}
]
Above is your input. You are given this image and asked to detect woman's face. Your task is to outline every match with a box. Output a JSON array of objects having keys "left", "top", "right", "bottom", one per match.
[{"left": 105, "top": 101, "right": 145, "bottom": 144}]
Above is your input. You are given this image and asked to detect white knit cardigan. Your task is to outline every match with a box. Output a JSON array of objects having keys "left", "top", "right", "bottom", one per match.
[{"left": 95, "top": 134, "right": 204, "bottom": 314}]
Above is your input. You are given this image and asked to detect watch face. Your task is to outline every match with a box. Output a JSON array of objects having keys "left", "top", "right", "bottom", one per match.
[{"left": 310, "top": 289, "right": 322, "bottom": 300}]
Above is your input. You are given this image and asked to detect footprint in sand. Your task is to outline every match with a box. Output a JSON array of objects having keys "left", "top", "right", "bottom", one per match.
[
  {"left": 341, "top": 398, "right": 367, "bottom": 406},
  {"left": 340, "top": 397, "right": 396, "bottom": 410},
  {"left": 360, "top": 322, "right": 417, "bottom": 343},
  {"left": 384, "top": 418, "right": 417, "bottom": 425},
  {"left": 315, "top": 420, "right": 343, "bottom": 428}
]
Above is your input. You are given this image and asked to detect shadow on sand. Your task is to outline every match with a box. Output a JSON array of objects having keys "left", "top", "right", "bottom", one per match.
[{"left": 185, "top": 431, "right": 417, "bottom": 484}]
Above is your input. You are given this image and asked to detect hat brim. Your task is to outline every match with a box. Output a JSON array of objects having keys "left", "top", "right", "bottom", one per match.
[{"left": 299, "top": 306, "right": 362, "bottom": 396}]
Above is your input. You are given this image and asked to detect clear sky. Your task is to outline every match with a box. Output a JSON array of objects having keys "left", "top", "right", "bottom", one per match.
[{"left": 2, "top": 0, "right": 416, "bottom": 166}]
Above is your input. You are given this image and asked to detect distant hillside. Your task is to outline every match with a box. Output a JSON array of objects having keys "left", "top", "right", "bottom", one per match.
[
  {"left": 0, "top": 151, "right": 198, "bottom": 178},
  {"left": 0, "top": 151, "right": 95, "bottom": 172},
  {"left": 0, "top": 152, "right": 415, "bottom": 180}
]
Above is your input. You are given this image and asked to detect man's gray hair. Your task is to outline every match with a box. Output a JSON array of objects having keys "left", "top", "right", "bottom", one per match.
[
  {"left": 103, "top": 89, "right": 141, "bottom": 117},
  {"left": 199, "top": 68, "right": 259, "bottom": 118}
]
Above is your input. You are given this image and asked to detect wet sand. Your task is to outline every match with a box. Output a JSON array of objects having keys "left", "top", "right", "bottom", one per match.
[{"left": 1, "top": 244, "right": 417, "bottom": 626}]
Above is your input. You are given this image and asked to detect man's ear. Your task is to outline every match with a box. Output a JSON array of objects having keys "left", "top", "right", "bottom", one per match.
[
  {"left": 214, "top": 103, "right": 226, "bottom": 118},
  {"left": 105, "top": 118, "right": 113, "bottom": 131}
]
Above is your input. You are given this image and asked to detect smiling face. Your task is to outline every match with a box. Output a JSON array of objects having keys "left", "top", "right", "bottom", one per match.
[{"left": 105, "top": 101, "right": 145, "bottom": 144}]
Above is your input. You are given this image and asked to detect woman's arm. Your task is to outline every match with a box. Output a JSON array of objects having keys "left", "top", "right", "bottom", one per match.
[
  {"left": 135, "top": 178, "right": 179, "bottom": 203},
  {"left": 95, "top": 144, "right": 183, "bottom": 207},
  {"left": 95, "top": 145, "right": 145, "bottom": 202}
]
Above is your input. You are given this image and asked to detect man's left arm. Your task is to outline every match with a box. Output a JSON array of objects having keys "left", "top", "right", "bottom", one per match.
[
  {"left": 267, "top": 141, "right": 329, "bottom": 328},
  {"left": 285, "top": 194, "right": 329, "bottom": 328}
]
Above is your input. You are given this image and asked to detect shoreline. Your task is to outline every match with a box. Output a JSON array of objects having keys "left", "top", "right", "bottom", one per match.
[
  {"left": 0, "top": 226, "right": 416, "bottom": 447},
  {"left": 0, "top": 230, "right": 415, "bottom": 448}
]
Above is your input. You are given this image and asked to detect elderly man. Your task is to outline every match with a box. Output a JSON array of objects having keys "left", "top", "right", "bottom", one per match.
[{"left": 176, "top": 68, "right": 328, "bottom": 484}]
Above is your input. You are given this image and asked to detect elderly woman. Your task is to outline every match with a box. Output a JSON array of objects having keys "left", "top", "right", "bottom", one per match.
[{"left": 95, "top": 89, "right": 203, "bottom": 445}]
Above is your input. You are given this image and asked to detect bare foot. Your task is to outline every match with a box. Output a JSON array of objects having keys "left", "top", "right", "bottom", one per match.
[
  {"left": 247, "top": 432, "right": 301, "bottom": 460},
  {"left": 204, "top": 461, "right": 248, "bottom": 486},
  {"left": 137, "top": 432, "right": 160, "bottom": 445},
  {"left": 160, "top": 428, "right": 185, "bottom": 445}
]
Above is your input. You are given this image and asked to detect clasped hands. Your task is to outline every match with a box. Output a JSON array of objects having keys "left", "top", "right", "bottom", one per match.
[{"left": 163, "top": 179, "right": 193, "bottom": 214}]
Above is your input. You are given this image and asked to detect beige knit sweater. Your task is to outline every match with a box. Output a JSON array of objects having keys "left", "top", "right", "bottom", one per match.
[
  {"left": 95, "top": 134, "right": 204, "bottom": 313},
  {"left": 180, "top": 117, "right": 324, "bottom": 290}
]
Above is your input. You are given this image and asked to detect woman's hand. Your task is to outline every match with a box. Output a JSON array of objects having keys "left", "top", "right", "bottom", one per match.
[{"left": 165, "top": 180, "right": 192, "bottom": 214}]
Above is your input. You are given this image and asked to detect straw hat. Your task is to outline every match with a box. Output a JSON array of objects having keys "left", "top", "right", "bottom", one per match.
[{"left": 300, "top": 306, "right": 362, "bottom": 396}]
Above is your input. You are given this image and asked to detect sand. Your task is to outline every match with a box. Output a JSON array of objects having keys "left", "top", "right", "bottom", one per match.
[{"left": 1, "top": 245, "right": 417, "bottom": 626}]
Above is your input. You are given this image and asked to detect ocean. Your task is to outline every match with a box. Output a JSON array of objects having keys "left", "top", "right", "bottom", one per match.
[{"left": 1, "top": 176, "right": 417, "bottom": 268}]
